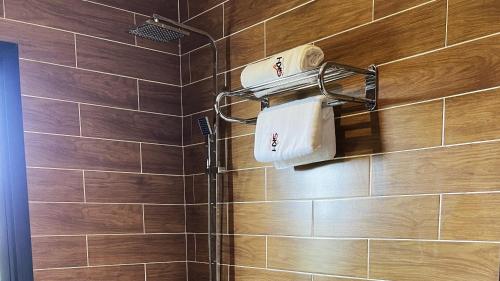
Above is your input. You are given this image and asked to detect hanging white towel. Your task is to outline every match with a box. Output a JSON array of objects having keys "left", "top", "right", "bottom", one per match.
[
  {"left": 241, "top": 44, "right": 324, "bottom": 98},
  {"left": 254, "top": 96, "right": 336, "bottom": 169}
]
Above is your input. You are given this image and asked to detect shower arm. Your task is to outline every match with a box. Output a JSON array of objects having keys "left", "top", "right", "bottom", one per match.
[{"left": 153, "top": 14, "right": 221, "bottom": 281}]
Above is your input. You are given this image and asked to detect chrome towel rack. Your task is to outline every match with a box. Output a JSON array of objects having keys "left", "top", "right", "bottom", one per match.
[{"left": 215, "top": 61, "right": 378, "bottom": 124}]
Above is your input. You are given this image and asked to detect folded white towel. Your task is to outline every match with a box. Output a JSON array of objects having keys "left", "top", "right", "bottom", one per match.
[
  {"left": 254, "top": 96, "right": 336, "bottom": 169},
  {"left": 241, "top": 44, "right": 324, "bottom": 98}
]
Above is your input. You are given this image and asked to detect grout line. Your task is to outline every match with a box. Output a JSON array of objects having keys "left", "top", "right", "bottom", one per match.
[
  {"left": 27, "top": 166, "right": 185, "bottom": 177},
  {"left": 29, "top": 201, "right": 187, "bottom": 206},
  {"left": 445, "top": 0, "right": 449, "bottom": 46},
  {"left": 22, "top": 94, "right": 182, "bottom": 118},
  {"left": 136, "top": 80, "right": 141, "bottom": 111},
  {"left": 74, "top": 34, "right": 78, "bottom": 68},
  {"left": 33, "top": 232, "right": 500, "bottom": 245},
  {"left": 265, "top": 236, "right": 268, "bottom": 268},
  {"left": 438, "top": 194, "right": 443, "bottom": 240},
  {"left": 82, "top": 170, "right": 86, "bottom": 203},
  {"left": 143, "top": 264, "right": 147, "bottom": 281},
  {"left": 2, "top": 0, "right": 5, "bottom": 18},
  {"left": 35, "top": 261, "right": 187, "bottom": 271},
  {"left": 367, "top": 239, "right": 370, "bottom": 278},
  {"left": 139, "top": 143, "right": 143, "bottom": 173},
  {"left": 183, "top": 1, "right": 229, "bottom": 24},
  {"left": 24, "top": 130, "right": 183, "bottom": 148},
  {"left": 85, "top": 235, "right": 90, "bottom": 266},
  {"left": 19, "top": 57, "right": 181, "bottom": 88},
  {"left": 77, "top": 103, "right": 82, "bottom": 136},
  {"left": 442, "top": 98, "right": 446, "bottom": 146}
]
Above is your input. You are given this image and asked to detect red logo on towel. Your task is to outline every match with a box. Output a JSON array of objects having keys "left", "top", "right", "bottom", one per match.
[
  {"left": 271, "top": 133, "right": 278, "bottom": 152},
  {"left": 273, "top": 57, "right": 284, "bottom": 77}
]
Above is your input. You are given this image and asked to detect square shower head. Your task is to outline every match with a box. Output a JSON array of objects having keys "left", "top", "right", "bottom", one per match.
[{"left": 129, "top": 19, "right": 190, "bottom": 43}]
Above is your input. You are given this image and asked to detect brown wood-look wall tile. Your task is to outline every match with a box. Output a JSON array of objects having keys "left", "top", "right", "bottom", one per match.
[
  {"left": 20, "top": 61, "right": 138, "bottom": 109},
  {"left": 188, "top": 0, "right": 224, "bottom": 18},
  {"left": 5, "top": 0, "right": 135, "bottom": 44},
  {"left": 27, "top": 168, "right": 84, "bottom": 202},
  {"left": 181, "top": 53, "right": 190, "bottom": 85},
  {"left": 370, "top": 240, "right": 500, "bottom": 281},
  {"left": 227, "top": 266, "right": 311, "bottom": 281},
  {"left": 85, "top": 171, "right": 184, "bottom": 204},
  {"left": 224, "top": 0, "right": 309, "bottom": 35},
  {"left": 179, "top": 0, "right": 188, "bottom": 22},
  {"left": 226, "top": 135, "right": 265, "bottom": 170},
  {"left": 94, "top": 0, "right": 178, "bottom": 20},
  {"left": 187, "top": 262, "right": 209, "bottom": 281},
  {"left": 34, "top": 264, "right": 145, "bottom": 281},
  {"left": 447, "top": 0, "right": 500, "bottom": 45},
  {"left": 192, "top": 174, "right": 209, "bottom": 204},
  {"left": 372, "top": 142, "right": 500, "bottom": 195},
  {"left": 317, "top": 0, "right": 446, "bottom": 68},
  {"left": 186, "top": 204, "right": 208, "bottom": 233},
  {"left": 24, "top": 133, "right": 141, "bottom": 172},
  {"left": 80, "top": 105, "right": 182, "bottom": 145},
  {"left": 29, "top": 203, "right": 143, "bottom": 235},
  {"left": 220, "top": 101, "right": 261, "bottom": 138},
  {"left": 268, "top": 237, "right": 367, "bottom": 277},
  {"left": 378, "top": 34, "right": 500, "bottom": 108},
  {"left": 441, "top": 193, "right": 500, "bottom": 241},
  {"left": 135, "top": 14, "right": 180, "bottom": 54},
  {"left": 194, "top": 234, "right": 208, "bottom": 262},
  {"left": 144, "top": 205, "right": 186, "bottom": 233},
  {"left": 31, "top": 236, "right": 87, "bottom": 269},
  {"left": 186, "top": 234, "right": 196, "bottom": 261},
  {"left": 314, "top": 196, "right": 439, "bottom": 239},
  {"left": 184, "top": 143, "right": 207, "bottom": 175},
  {"left": 181, "top": 5, "right": 223, "bottom": 53},
  {"left": 445, "top": 89, "right": 500, "bottom": 144},
  {"left": 182, "top": 75, "right": 225, "bottom": 115},
  {"left": 228, "top": 202, "right": 312, "bottom": 236},
  {"left": 139, "top": 81, "right": 182, "bottom": 115},
  {"left": 88, "top": 234, "right": 186, "bottom": 265},
  {"left": 22, "top": 96, "right": 80, "bottom": 135},
  {"left": 218, "top": 23, "right": 265, "bottom": 73},
  {"left": 189, "top": 23, "right": 264, "bottom": 81},
  {"left": 141, "top": 144, "right": 183, "bottom": 175},
  {"left": 337, "top": 100, "right": 443, "bottom": 156},
  {"left": 76, "top": 35, "right": 180, "bottom": 84},
  {"left": 221, "top": 235, "right": 266, "bottom": 267},
  {"left": 266, "top": 0, "right": 372, "bottom": 55},
  {"left": 267, "top": 157, "right": 369, "bottom": 200},
  {"left": 223, "top": 169, "right": 265, "bottom": 203},
  {"left": 373, "top": 0, "right": 429, "bottom": 19},
  {"left": 146, "top": 262, "right": 187, "bottom": 281},
  {"left": 0, "top": 19, "right": 75, "bottom": 65}
]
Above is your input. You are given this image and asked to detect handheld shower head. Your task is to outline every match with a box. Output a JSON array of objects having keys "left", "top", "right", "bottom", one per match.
[
  {"left": 129, "top": 15, "right": 190, "bottom": 43},
  {"left": 197, "top": 116, "right": 214, "bottom": 136}
]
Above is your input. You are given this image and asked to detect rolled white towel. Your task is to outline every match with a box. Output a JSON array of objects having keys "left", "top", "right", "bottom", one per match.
[{"left": 241, "top": 44, "right": 324, "bottom": 97}]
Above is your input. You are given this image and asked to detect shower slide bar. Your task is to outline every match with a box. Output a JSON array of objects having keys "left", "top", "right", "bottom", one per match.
[{"left": 215, "top": 62, "right": 378, "bottom": 124}]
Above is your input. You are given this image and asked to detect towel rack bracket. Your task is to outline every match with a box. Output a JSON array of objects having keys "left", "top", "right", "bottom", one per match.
[{"left": 215, "top": 61, "right": 378, "bottom": 124}]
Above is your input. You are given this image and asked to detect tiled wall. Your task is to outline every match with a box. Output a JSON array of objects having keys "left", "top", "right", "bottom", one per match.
[
  {"left": 180, "top": 0, "right": 500, "bottom": 280},
  {"left": 4, "top": 0, "right": 187, "bottom": 280}
]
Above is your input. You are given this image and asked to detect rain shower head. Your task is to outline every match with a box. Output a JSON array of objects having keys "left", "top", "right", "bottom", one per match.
[{"left": 129, "top": 15, "right": 190, "bottom": 43}]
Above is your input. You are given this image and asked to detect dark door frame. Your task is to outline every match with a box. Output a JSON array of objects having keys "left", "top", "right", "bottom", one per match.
[{"left": 0, "top": 42, "right": 34, "bottom": 281}]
